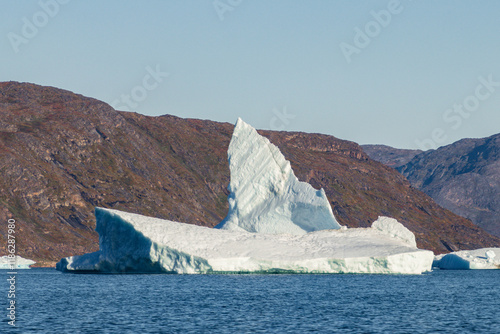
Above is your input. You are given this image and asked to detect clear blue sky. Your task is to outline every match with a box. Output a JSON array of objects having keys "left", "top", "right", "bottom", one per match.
[{"left": 2, "top": 0, "right": 499, "bottom": 149}]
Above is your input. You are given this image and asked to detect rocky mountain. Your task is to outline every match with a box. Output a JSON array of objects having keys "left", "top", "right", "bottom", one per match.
[
  {"left": 397, "top": 134, "right": 500, "bottom": 238},
  {"left": 362, "top": 145, "right": 422, "bottom": 168},
  {"left": 1, "top": 82, "right": 498, "bottom": 265}
]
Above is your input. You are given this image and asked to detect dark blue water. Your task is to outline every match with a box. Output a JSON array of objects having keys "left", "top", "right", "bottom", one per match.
[{"left": 1, "top": 269, "right": 499, "bottom": 333}]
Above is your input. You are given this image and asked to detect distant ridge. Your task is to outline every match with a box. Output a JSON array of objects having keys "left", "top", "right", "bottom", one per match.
[
  {"left": 362, "top": 145, "right": 422, "bottom": 168},
  {"left": 397, "top": 134, "right": 500, "bottom": 238},
  {"left": 1, "top": 82, "right": 498, "bottom": 264},
  {"left": 364, "top": 136, "right": 500, "bottom": 239}
]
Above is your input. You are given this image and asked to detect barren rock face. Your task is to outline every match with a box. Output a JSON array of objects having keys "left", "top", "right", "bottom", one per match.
[
  {"left": 362, "top": 144, "right": 422, "bottom": 168},
  {"left": 397, "top": 135, "right": 500, "bottom": 238},
  {"left": 1, "top": 82, "right": 498, "bottom": 263}
]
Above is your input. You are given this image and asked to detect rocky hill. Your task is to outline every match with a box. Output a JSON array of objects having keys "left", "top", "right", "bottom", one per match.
[
  {"left": 362, "top": 145, "right": 422, "bottom": 168},
  {"left": 397, "top": 134, "right": 500, "bottom": 238},
  {"left": 1, "top": 82, "right": 498, "bottom": 265}
]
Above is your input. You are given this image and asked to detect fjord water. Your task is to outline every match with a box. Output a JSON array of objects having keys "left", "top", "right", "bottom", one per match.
[{"left": 2, "top": 269, "right": 499, "bottom": 333}]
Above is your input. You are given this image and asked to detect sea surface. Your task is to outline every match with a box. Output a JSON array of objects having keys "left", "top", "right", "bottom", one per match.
[{"left": 1, "top": 269, "right": 499, "bottom": 333}]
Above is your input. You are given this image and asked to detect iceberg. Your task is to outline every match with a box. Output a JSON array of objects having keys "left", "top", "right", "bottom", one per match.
[
  {"left": 0, "top": 255, "right": 36, "bottom": 269},
  {"left": 57, "top": 209, "right": 433, "bottom": 274},
  {"left": 214, "top": 118, "right": 341, "bottom": 234},
  {"left": 56, "top": 118, "right": 434, "bottom": 274},
  {"left": 433, "top": 248, "right": 500, "bottom": 270}
]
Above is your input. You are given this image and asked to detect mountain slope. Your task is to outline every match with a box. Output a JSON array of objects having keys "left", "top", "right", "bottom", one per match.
[
  {"left": 397, "top": 134, "right": 500, "bottom": 238},
  {"left": 1, "top": 82, "right": 498, "bottom": 265},
  {"left": 362, "top": 145, "right": 422, "bottom": 168}
]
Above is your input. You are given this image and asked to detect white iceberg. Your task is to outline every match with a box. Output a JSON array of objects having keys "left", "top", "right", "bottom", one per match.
[
  {"left": 215, "top": 118, "right": 341, "bottom": 234},
  {"left": 0, "top": 255, "right": 36, "bottom": 269},
  {"left": 57, "top": 209, "right": 433, "bottom": 274},
  {"left": 433, "top": 248, "right": 500, "bottom": 270},
  {"left": 56, "top": 118, "right": 434, "bottom": 274}
]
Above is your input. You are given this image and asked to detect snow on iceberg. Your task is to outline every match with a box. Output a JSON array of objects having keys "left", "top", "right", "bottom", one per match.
[
  {"left": 56, "top": 208, "right": 433, "bottom": 274},
  {"left": 0, "top": 255, "right": 36, "bottom": 269},
  {"left": 215, "top": 118, "right": 341, "bottom": 234},
  {"left": 372, "top": 216, "right": 416, "bottom": 248},
  {"left": 433, "top": 248, "right": 500, "bottom": 270}
]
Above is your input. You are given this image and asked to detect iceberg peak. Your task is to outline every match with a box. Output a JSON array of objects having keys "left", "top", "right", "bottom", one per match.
[
  {"left": 372, "top": 216, "right": 417, "bottom": 248},
  {"left": 215, "top": 118, "right": 341, "bottom": 234}
]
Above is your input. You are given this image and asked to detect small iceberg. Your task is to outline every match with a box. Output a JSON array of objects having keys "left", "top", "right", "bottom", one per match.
[
  {"left": 433, "top": 248, "right": 500, "bottom": 270},
  {"left": 0, "top": 255, "right": 36, "bottom": 269},
  {"left": 57, "top": 118, "right": 434, "bottom": 274}
]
